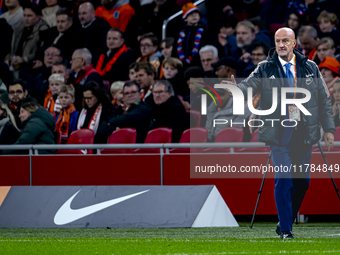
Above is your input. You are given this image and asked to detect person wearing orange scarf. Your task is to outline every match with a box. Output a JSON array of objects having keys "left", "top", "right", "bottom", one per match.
[
  {"left": 55, "top": 85, "right": 78, "bottom": 143},
  {"left": 44, "top": 73, "right": 64, "bottom": 119},
  {"left": 95, "top": 28, "right": 134, "bottom": 84}
]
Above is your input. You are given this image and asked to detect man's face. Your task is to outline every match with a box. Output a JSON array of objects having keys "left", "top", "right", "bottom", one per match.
[
  {"left": 236, "top": 25, "right": 254, "bottom": 48},
  {"left": 275, "top": 28, "right": 296, "bottom": 60},
  {"left": 298, "top": 32, "right": 317, "bottom": 56},
  {"left": 153, "top": 84, "right": 171, "bottom": 105},
  {"left": 5, "top": 0, "right": 19, "bottom": 9},
  {"left": 59, "top": 92, "right": 75, "bottom": 108},
  {"left": 215, "top": 65, "right": 229, "bottom": 78},
  {"left": 44, "top": 47, "right": 62, "bottom": 68},
  {"left": 123, "top": 85, "right": 142, "bottom": 106},
  {"left": 333, "top": 83, "right": 340, "bottom": 103},
  {"left": 8, "top": 84, "right": 27, "bottom": 103},
  {"left": 52, "top": 65, "right": 69, "bottom": 82},
  {"left": 46, "top": 0, "right": 57, "bottom": 7},
  {"left": 107, "top": 31, "right": 124, "bottom": 50},
  {"left": 251, "top": 47, "right": 266, "bottom": 66},
  {"left": 70, "top": 51, "right": 85, "bottom": 73},
  {"left": 185, "top": 11, "right": 200, "bottom": 26},
  {"left": 161, "top": 42, "right": 172, "bottom": 59},
  {"left": 321, "top": 68, "right": 335, "bottom": 84},
  {"left": 135, "top": 69, "right": 153, "bottom": 89},
  {"left": 83, "top": 90, "right": 98, "bottom": 109},
  {"left": 163, "top": 63, "right": 178, "bottom": 79},
  {"left": 187, "top": 78, "right": 204, "bottom": 93},
  {"left": 56, "top": 14, "right": 73, "bottom": 33},
  {"left": 317, "top": 43, "right": 335, "bottom": 62},
  {"left": 23, "top": 8, "right": 40, "bottom": 27},
  {"left": 78, "top": 3, "right": 95, "bottom": 25},
  {"left": 200, "top": 50, "right": 218, "bottom": 72},
  {"left": 140, "top": 38, "right": 157, "bottom": 56},
  {"left": 319, "top": 18, "right": 335, "bottom": 33}
]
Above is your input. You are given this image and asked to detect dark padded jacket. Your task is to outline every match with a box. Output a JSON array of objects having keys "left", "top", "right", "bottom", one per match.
[{"left": 237, "top": 48, "right": 335, "bottom": 146}]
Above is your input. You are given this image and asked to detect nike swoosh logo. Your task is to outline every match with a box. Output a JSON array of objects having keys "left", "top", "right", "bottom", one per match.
[{"left": 54, "top": 189, "right": 149, "bottom": 225}]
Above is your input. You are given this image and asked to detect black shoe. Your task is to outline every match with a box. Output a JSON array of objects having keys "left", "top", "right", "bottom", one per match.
[
  {"left": 280, "top": 231, "right": 295, "bottom": 239},
  {"left": 276, "top": 222, "right": 281, "bottom": 235}
]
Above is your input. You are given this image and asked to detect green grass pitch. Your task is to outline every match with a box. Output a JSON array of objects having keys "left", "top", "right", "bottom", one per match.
[{"left": 0, "top": 223, "right": 339, "bottom": 254}]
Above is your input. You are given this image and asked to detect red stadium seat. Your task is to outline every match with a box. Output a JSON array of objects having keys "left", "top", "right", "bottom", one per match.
[
  {"left": 187, "top": 110, "right": 201, "bottom": 127},
  {"left": 101, "top": 128, "right": 137, "bottom": 154},
  {"left": 170, "top": 127, "right": 208, "bottom": 153},
  {"left": 204, "top": 127, "right": 244, "bottom": 153},
  {"left": 55, "top": 129, "right": 95, "bottom": 154},
  {"left": 314, "top": 126, "right": 340, "bottom": 152},
  {"left": 134, "top": 127, "right": 172, "bottom": 153},
  {"left": 238, "top": 130, "right": 270, "bottom": 152}
]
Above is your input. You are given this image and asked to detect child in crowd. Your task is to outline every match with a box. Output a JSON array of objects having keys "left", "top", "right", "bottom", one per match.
[
  {"left": 129, "top": 62, "right": 137, "bottom": 81},
  {"left": 159, "top": 37, "right": 175, "bottom": 79},
  {"left": 110, "top": 81, "right": 124, "bottom": 109},
  {"left": 332, "top": 80, "right": 340, "bottom": 127},
  {"left": 177, "top": 3, "right": 209, "bottom": 69},
  {"left": 44, "top": 74, "right": 64, "bottom": 119},
  {"left": 55, "top": 85, "right": 78, "bottom": 143}
]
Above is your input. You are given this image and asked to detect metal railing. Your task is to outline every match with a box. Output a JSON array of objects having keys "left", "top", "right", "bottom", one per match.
[
  {"left": 1, "top": 141, "right": 339, "bottom": 186},
  {"left": 162, "top": 0, "right": 205, "bottom": 39}
]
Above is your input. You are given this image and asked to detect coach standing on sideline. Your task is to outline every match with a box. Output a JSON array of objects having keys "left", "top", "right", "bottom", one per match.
[{"left": 222, "top": 28, "right": 335, "bottom": 239}]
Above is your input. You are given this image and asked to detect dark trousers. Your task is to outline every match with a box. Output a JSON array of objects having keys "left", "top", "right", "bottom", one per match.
[{"left": 271, "top": 129, "right": 312, "bottom": 232}]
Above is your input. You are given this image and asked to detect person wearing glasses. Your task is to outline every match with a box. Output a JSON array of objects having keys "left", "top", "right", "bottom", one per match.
[
  {"left": 7, "top": 79, "right": 28, "bottom": 129},
  {"left": 136, "top": 32, "right": 162, "bottom": 71},
  {"left": 241, "top": 41, "right": 269, "bottom": 78},
  {"left": 96, "top": 81, "right": 152, "bottom": 143}
]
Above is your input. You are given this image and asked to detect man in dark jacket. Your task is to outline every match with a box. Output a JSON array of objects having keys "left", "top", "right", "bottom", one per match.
[
  {"left": 7, "top": 79, "right": 28, "bottom": 129},
  {"left": 148, "top": 80, "right": 189, "bottom": 143},
  {"left": 96, "top": 81, "right": 153, "bottom": 143},
  {"left": 222, "top": 28, "right": 335, "bottom": 239}
]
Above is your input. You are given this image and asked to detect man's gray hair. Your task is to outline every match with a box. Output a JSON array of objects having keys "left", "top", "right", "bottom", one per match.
[
  {"left": 298, "top": 26, "right": 318, "bottom": 39},
  {"left": 236, "top": 20, "right": 255, "bottom": 33},
  {"left": 154, "top": 80, "right": 174, "bottom": 95},
  {"left": 199, "top": 45, "right": 218, "bottom": 58},
  {"left": 74, "top": 48, "right": 92, "bottom": 66}
]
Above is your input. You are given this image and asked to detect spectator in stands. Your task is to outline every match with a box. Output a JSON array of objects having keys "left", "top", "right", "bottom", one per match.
[
  {"left": 40, "top": 8, "right": 77, "bottom": 63},
  {"left": 159, "top": 37, "right": 175, "bottom": 79},
  {"left": 133, "top": 0, "right": 181, "bottom": 41},
  {"left": 5, "top": 99, "right": 56, "bottom": 154},
  {"left": 8, "top": 79, "right": 28, "bottom": 129},
  {"left": 5, "top": 3, "right": 49, "bottom": 71},
  {"left": 205, "top": 88, "right": 251, "bottom": 142},
  {"left": 77, "top": 81, "right": 113, "bottom": 135},
  {"left": 69, "top": 48, "right": 103, "bottom": 110},
  {"left": 212, "top": 56, "right": 239, "bottom": 79},
  {"left": 134, "top": 62, "right": 157, "bottom": 101},
  {"left": 298, "top": 26, "right": 319, "bottom": 60},
  {"left": 284, "top": 11, "right": 304, "bottom": 38},
  {"left": 0, "top": 99, "right": 20, "bottom": 145},
  {"left": 148, "top": 80, "right": 189, "bottom": 143},
  {"left": 199, "top": 45, "right": 219, "bottom": 78},
  {"left": 316, "top": 37, "right": 340, "bottom": 65},
  {"left": 76, "top": 2, "right": 111, "bottom": 65},
  {"left": 162, "top": 57, "right": 188, "bottom": 97},
  {"left": 332, "top": 80, "right": 340, "bottom": 127},
  {"left": 95, "top": 28, "right": 134, "bottom": 84},
  {"left": 212, "top": 15, "right": 238, "bottom": 58},
  {"left": 55, "top": 85, "right": 78, "bottom": 143},
  {"left": 128, "top": 62, "right": 137, "bottom": 81},
  {"left": 318, "top": 57, "right": 340, "bottom": 94},
  {"left": 317, "top": 11, "right": 340, "bottom": 37},
  {"left": 96, "top": 80, "right": 153, "bottom": 143},
  {"left": 177, "top": 3, "right": 209, "bottom": 69},
  {"left": 230, "top": 20, "right": 256, "bottom": 61},
  {"left": 31, "top": 46, "right": 63, "bottom": 104},
  {"left": 42, "top": 0, "right": 60, "bottom": 27},
  {"left": 44, "top": 73, "right": 64, "bottom": 118},
  {"left": 242, "top": 41, "right": 269, "bottom": 77},
  {"left": 52, "top": 62, "right": 69, "bottom": 82},
  {"left": 95, "top": 0, "right": 135, "bottom": 33},
  {"left": 248, "top": 16, "right": 271, "bottom": 47},
  {"left": 110, "top": 81, "right": 124, "bottom": 109},
  {"left": 0, "top": 0, "right": 24, "bottom": 30},
  {"left": 182, "top": 66, "right": 206, "bottom": 109},
  {"left": 136, "top": 32, "right": 162, "bottom": 71}
]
